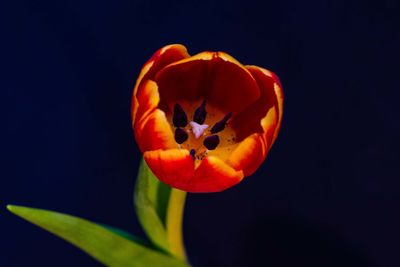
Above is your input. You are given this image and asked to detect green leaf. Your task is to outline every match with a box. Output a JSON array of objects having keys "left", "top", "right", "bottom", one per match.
[
  {"left": 100, "top": 224, "right": 148, "bottom": 246},
  {"left": 7, "top": 205, "right": 189, "bottom": 267},
  {"left": 134, "top": 158, "right": 172, "bottom": 253}
]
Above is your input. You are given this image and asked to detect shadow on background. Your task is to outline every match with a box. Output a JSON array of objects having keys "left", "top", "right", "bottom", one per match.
[{"left": 233, "top": 216, "right": 374, "bottom": 267}]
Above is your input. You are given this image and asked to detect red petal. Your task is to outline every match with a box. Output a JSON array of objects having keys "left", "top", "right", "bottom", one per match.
[
  {"left": 188, "top": 156, "right": 244, "bottom": 192},
  {"left": 261, "top": 104, "right": 279, "bottom": 149},
  {"left": 132, "top": 44, "right": 189, "bottom": 122},
  {"left": 134, "top": 80, "right": 160, "bottom": 130},
  {"left": 144, "top": 149, "right": 195, "bottom": 189},
  {"left": 155, "top": 52, "right": 260, "bottom": 114},
  {"left": 272, "top": 82, "right": 284, "bottom": 143},
  {"left": 135, "top": 109, "right": 177, "bottom": 152},
  {"left": 145, "top": 150, "right": 244, "bottom": 193},
  {"left": 227, "top": 133, "right": 267, "bottom": 176},
  {"left": 249, "top": 66, "right": 283, "bottom": 145},
  {"left": 231, "top": 65, "right": 282, "bottom": 142}
]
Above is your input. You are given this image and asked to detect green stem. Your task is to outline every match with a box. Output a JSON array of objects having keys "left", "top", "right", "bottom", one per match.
[{"left": 166, "top": 188, "right": 187, "bottom": 261}]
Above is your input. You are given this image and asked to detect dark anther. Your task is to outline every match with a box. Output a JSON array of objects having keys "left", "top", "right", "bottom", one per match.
[
  {"left": 210, "top": 112, "right": 232, "bottom": 133},
  {"left": 203, "top": 135, "right": 220, "bottom": 150},
  {"left": 193, "top": 100, "right": 207, "bottom": 124},
  {"left": 190, "top": 149, "right": 196, "bottom": 158},
  {"left": 173, "top": 104, "right": 188, "bottom": 127},
  {"left": 174, "top": 128, "right": 188, "bottom": 144}
]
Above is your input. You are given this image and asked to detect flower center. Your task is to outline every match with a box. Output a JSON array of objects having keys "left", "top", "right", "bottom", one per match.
[
  {"left": 189, "top": 121, "right": 209, "bottom": 139},
  {"left": 169, "top": 100, "right": 238, "bottom": 165}
]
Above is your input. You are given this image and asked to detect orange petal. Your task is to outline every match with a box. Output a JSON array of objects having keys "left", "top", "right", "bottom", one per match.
[
  {"left": 144, "top": 149, "right": 195, "bottom": 189},
  {"left": 135, "top": 109, "right": 177, "bottom": 152},
  {"left": 272, "top": 82, "right": 284, "bottom": 143},
  {"left": 261, "top": 103, "right": 279, "bottom": 148},
  {"left": 227, "top": 133, "right": 267, "bottom": 176},
  {"left": 249, "top": 66, "right": 283, "bottom": 145},
  {"left": 188, "top": 156, "right": 244, "bottom": 193},
  {"left": 144, "top": 149, "right": 243, "bottom": 192},
  {"left": 231, "top": 65, "right": 281, "bottom": 141},
  {"left": 132, "top": 44, "right": 189, "bottom": 122},
  {"left": 155, "top": 51, "right": 260, "bottom": 114},
  {"left": 248, "top": 66, "right": 283, "bottom": 142},
  {"left": 134, "top": 80, "right": 160, "bottom": 130}
]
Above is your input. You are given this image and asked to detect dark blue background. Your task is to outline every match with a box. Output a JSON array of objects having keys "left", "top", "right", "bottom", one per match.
[{"left": 2, "top": 0, "right": 399, "bottom": 266}]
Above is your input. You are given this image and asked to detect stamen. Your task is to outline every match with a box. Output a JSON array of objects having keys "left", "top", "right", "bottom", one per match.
[
  {"left": 189, "top": 121, "right": 209, "bottom": 139},
  {"left": 210, "top": 112, "right": 232, "bottom": 134},
  {"left": 190, "top": 149, "right": 196, "bottom": 158},
  {"left": 173, "top": 104, "right": 188, "bottom": 127},
  {"left": 203, "top": 135, "right": 220, "bottom": 150},
  {"left": 174, "top": 128, "right": 188, "bottom": 144},
  {"left": 193, "top": 100, "right": 207, "bottom": 124}
]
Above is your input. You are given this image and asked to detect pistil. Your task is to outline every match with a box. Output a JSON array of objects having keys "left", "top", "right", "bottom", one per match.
[
  {"left": 189, "top": 121, "right": 209, "bottom": 139},
  {"left": 170, "top": 101, "right": 236, "bottom": 162}
]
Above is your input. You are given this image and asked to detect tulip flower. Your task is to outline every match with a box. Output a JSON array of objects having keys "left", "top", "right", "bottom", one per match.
[
  {"left": 7, "top": 45, "right": 283, "bottom": 267},
  {"left": 132, "top": 44, "right": 283, "bottom": 192}
]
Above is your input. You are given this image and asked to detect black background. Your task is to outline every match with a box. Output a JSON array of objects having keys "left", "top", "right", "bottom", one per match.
[{"left": 2, "top": 0, "right": 399, "bottom": 266}]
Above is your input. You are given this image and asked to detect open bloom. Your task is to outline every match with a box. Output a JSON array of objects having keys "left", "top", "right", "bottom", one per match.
[{"left": 132, "top": 44, "right": 283, "bottom": 192}]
